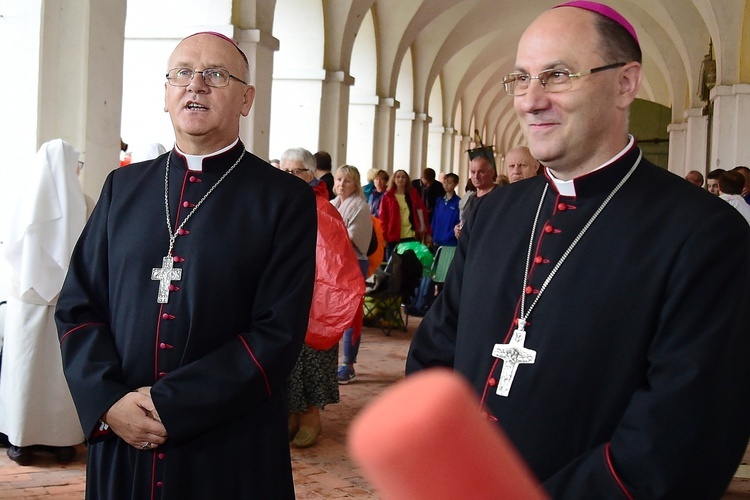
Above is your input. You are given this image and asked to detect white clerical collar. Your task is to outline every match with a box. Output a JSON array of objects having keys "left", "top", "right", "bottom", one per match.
[
  {"left": 546, "top": 135, "right": 635, "bottom": 197},
  {"left": 175, "top": 138, "right": 240, "bottom": 171}
]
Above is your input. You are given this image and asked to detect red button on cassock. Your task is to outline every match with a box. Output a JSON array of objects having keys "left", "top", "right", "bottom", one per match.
[
  {"left": 488, "top": 378, "right": 497, "bottom": 387},
  {"left": 544, "top": 225, "right": 554, "bottom": 233},
  {"left": 525, "top": 285, "right": 533, "bottom": 294},
  {"left": 534, "top": 256, "right": 543, "bottom": 264},
  {"left": 557, "top": 203, "right": 567, "bottom": 211}
]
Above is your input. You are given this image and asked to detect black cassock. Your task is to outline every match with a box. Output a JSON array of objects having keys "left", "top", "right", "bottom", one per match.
[
  {"left": 408, "top": 145, "right": 750, "bottom": 498},
  {"left": 56, "top": 142, "right": 317, "bottom": 499}
]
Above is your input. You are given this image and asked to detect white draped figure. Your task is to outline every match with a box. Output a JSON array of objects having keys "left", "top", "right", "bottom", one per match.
[{"left": 0, "top": 139, "right": 87, "bottom": 448}]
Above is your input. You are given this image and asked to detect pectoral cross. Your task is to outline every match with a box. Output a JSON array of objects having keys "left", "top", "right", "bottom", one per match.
[
  {"left": 491, "top": 318, "right": 536, "bottom": 397},
  {"left": 151, "top": 256, "right": 182, "bottom": 304}
]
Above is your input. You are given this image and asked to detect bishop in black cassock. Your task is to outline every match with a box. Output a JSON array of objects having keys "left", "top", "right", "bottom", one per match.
[
  {"left": 407, "top": 141, "right": 750, "bottom": 498},
  {"left": 56, "top": 141, "right": 316, "bottom": 498}
]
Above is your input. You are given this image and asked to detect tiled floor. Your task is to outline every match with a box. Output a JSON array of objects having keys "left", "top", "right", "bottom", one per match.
[{"left": 1, "top": 317, "right": 748, "bottom": 498}]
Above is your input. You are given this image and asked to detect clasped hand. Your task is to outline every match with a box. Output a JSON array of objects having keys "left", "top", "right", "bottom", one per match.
[{"left": 103, "top": 387, "right": 168, "bottom": 450}]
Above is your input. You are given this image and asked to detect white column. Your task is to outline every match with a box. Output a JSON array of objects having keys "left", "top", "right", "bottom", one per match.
[
  {"left": 457, "top": 134, "right": 471, "bottom": 195},
  {"left": 684, "top": 108, "right": 709, "bottom": 174},
  {"left": 373, "top": 97, "right": 399, "bottom": 171},
  {"left": 319, "top": 70, "right": 355, "bottom": 168},
  {"left": 710, "top": 84, "right": 750, "bottom": 170},
  {"left": 426, "top": 123, "right": 445, "bottom": 173},
  {"left": 440, "top": 127, "right": 456, "bottom": 174},
  {"left": 236, "top": 28, "right": 279, "bottom": 162},
  {"left": 17, "top": 1, "right": 126, "bottom": 202},
  {"left": 348, "top": 94, "right": 378, "bottom": 173},
  {"left": 667, "top": 122, "right": 687, "bottom": 177},
  {"left": 409, "top": 113, "right": 431, "bottom": 178}
]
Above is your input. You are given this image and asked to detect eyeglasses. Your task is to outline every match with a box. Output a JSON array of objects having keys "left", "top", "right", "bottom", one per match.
[
  {"left": 282, "top": 168, "right": 310, "bottom": 176},
  {"left": 166, "top": 68, "right": 248, "bottom": 88},
  {"left": 502, "top": 62, "right": 626, "bottom": 96}
]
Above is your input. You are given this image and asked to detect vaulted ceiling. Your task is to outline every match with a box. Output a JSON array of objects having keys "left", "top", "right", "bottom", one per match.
[{"left": 263, "top": 0, "right": 746, "bottom": 153}]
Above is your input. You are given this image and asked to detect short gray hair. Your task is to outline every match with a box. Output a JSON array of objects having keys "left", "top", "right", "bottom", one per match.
[{"left": 280, "top": 148, "right": 316, "bottom": 171}]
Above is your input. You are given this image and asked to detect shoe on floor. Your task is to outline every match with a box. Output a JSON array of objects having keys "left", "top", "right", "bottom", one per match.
[
  {"left": 288, "top": 413, "right": 301, "bottom": 442},
  {"left": 337, "top": 364, "right": 356, "bottom": 384},
  {"left": 7, "top": 445, "right": 35, "bottom": 466},
  {"left": 292, "top": 425, "right": 322, "bottom": 448}
]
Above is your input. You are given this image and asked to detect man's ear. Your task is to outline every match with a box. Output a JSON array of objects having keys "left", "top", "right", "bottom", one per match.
[
  {"left": 617, "top": 62, "right": 642, "bottom": 109},
  {"left": 241, "top": 85, "right": 256, "bottom": 117}
]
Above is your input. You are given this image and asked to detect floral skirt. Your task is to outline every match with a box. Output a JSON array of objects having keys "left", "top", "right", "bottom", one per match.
[{"left": 286, "top": 343, "right": 340, "bottom": 413}]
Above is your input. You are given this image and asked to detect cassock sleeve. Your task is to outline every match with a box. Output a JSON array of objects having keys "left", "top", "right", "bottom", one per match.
[
  {"left": 56, "top": 172, "right": 131, "bottom": 441},
  {"left": 147, "top": 185, "right": 316, "bottom": 444},
  {"left": 405, "top": 196, "right": 481, "bottom": 374},
  {"left": 543, "top": 208, "right": 750, "bottom": 498}
]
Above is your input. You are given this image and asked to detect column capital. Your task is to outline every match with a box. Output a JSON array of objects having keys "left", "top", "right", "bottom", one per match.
[
  {"left": 378, "top": 97, "right": 400, "bottom": 109},
  {"left": 710, "top": 83, "right": 750, "bottom": 99},
  {"left": 414, "top": 113, "right": 431, "bottom": 123},
  {"left": 667, "top": 123, "right": 687, "bottom": 133},
  {"left": 683, "top": 107, "right": 705, "bottom": 119},
  {"left": 324, "top": 70, "right": 355, "bottom": 86},
  {"left": 235, "top": 28, "right": 279, "bottom": 51}
]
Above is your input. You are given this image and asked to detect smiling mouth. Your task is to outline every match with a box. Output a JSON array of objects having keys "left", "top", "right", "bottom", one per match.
[{"left": 186, "top": 102, "right": 208, "bottom": 110}]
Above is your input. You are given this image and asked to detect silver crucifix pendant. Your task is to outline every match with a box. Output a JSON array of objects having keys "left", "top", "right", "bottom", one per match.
[
  {"left": 151, "top": 256, "right": 182, "bottom": 304},
  {"left": 491, "top": 318, "right": 537, "bottom": 397}
]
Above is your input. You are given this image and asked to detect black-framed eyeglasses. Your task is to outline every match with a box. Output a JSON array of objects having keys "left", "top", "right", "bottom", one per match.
[
  {"left": 166, "top": 68, "right": 248, "bottom": 88},
  {"left": 502, "top": 62, "right": 626, "bottom": 96},
  {"left": 282, "top": 168, "right": 310, "bottom": 176}
]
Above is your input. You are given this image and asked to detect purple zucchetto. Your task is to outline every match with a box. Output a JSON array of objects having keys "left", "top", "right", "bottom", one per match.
[
  {"left": 182, "top": 31, "right": 248, "bottom": 65},
  {"left": 554, "top": 1, "right": 639, "bottom": 47}
]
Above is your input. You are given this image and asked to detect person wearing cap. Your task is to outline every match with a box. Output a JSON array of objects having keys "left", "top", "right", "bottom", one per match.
[
  {"left": 55, "top": 32, "right": 316, "bottom": 498},
  {"left": 407, "top": 2, "right": 750, "bottom": 497}
]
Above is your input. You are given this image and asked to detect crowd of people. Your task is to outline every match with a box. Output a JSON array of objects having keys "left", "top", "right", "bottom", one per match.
[{"left": 0, "top": 3, "right": 748, "bottom": 498}]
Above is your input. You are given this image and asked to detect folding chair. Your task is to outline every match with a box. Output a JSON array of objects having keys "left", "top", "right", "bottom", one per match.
[
  {"left": 363, "top": 254, "right": 407, "bottom": 336},
  {"left": 363, "top": 249, "right": 423, "bottom": 336},
  {"left": 429, "top": 245, "right": 456, "bottom": 286}
]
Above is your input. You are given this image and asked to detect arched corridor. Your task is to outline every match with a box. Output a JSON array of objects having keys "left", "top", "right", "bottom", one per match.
[{"left": 1, "top": 0, "right": 748, "bottom": 207}]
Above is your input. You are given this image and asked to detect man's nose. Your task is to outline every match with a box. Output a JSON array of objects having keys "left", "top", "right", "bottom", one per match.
[
  {"left": 515, "top": 79, "right": 549, "bottom": 113},
  {"left": 187, "top": 72, "right": 210, "bottom": 92}
]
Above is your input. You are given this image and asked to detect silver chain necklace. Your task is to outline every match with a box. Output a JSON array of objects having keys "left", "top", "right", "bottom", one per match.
[
  {"left": 150, "top": 149, "right": 246, "bottom": 303},
  {"left": 491, "top": 151, "right": 642, "bottom": 397}
]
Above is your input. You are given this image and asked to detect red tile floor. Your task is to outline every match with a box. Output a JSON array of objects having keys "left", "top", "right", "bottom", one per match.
[{"left": 1, "top": 317, "right": 748, "bottom": 498}]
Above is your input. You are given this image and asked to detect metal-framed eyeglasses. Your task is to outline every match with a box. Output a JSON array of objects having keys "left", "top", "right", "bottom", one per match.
[
  {"left": 502, "top": 62, "right": 626, "bottom": 96},
  {"left": 282, "top": 168, "right": 310, "bottom": 176},
  {"left": 166, "top": 68, "right": 248, "bottom": 88}
]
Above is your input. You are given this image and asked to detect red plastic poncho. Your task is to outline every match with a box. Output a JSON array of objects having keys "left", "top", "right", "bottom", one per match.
[{"left": 306, "top": 183, "right": 365, "bottom": 350}]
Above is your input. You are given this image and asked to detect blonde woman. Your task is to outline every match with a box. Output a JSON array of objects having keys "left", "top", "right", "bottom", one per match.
[{"left": 331, "top": 165, "right": 372, "bottom": 383}]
